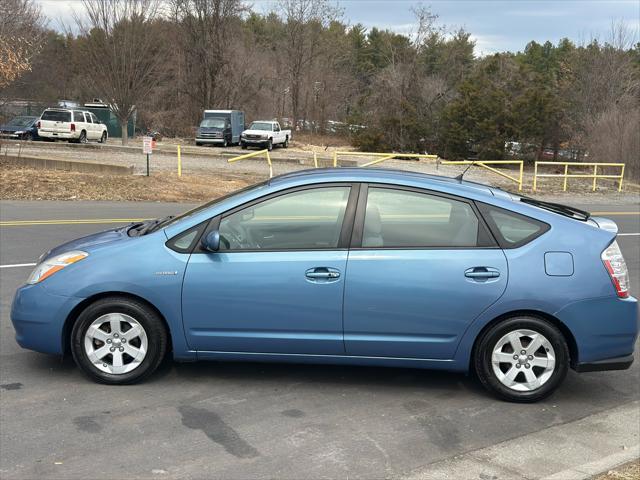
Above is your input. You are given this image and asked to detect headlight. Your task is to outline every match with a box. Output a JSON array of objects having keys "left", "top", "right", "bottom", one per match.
[
  {"left": 15, "top": 131, "right": 25, "bottom": 135},
  {"left": 27, "top": 250, "right": 88, "bottom": 284},
  {"left": 261, "top": 134, "right": 268, "bottom": 139}
]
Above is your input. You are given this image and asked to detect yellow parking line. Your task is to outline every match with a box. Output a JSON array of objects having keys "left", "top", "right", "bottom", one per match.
[
  {"left": 0, "top": 210, "right": 637, "bottom": 227},
  {"left": 0, "top": 218, "right": 149, "bottom": 227},
  {"left": 591, "top": 211, "right": 639, "bottom": 216}
]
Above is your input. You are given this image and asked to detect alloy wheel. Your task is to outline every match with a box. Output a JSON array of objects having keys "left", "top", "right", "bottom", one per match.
[
  {"left": 84, "top": 313, "right": 148, "bottom": 375},
  {"left": 491, "top": 329, "right": 556, "bottom": 392}
]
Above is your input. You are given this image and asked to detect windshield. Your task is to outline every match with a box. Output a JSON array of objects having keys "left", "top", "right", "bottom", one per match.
[
  {"left": 200, "top": 118, "right": 226, "bottom": 129},
  {"left": 7, "top": 116, "right": 36, "bottom": 127},
  {"left": 41, "top": 110, "right": 71, "bottom": 122},
  {"left": 154, "top": 180, "right": 270, "bottom": 232},
  {"left": 249, "top": 122, "right": 273, "bottom": 131}
]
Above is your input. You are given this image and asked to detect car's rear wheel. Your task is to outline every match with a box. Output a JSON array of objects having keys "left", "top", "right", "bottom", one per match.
[
  {"left": 99, "top": 131, "right": 107, "bottom": 143},
  {"left": 283, "top": 136, "right": 289, "bottom": 148},
  {"left": 474, "top": 316, "right": 569, "bottom": 402},
  {"left": 71, "top": 297, "right": 168, "bottom": 384},
  {"left": 78, "top": 131, "right": 87, "bottom": 144}
]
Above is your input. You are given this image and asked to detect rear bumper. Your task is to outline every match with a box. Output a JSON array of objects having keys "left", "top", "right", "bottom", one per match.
[
  {"left": 555, "top": 295, "right": 638, "bottom": 365},
  {"left": 574, "top": 354, "right": 634, "bottom": 372},
  {"left": 38, "top": 130, "right": 76, "bottom": 139}
]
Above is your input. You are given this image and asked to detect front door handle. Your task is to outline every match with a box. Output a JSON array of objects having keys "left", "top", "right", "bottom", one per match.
[
  {"left": 465, "top": 267, "right": 500, "bottom": 280},
  {"left": 305, "top": 267, "right": 341, "bottom": 281}
]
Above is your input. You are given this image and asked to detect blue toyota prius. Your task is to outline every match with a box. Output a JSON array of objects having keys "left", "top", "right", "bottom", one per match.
[{"left": 11, "top": 168, "right": 638, "bottom": 402}]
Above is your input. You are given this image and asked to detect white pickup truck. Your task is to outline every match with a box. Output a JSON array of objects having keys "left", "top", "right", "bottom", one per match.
[{"left": 240, "top": 121, "right": 291, "bottom": 151}]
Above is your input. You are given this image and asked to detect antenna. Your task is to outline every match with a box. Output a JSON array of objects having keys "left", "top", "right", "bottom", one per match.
[{"left": 455, "top": 161, "right": 475, "bottom": 183}]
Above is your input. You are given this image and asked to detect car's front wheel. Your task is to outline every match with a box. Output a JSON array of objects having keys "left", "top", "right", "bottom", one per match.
[
  {"left": 474, "top": 316, "right": 569, "bottom": 402},
  {"left": 71, "top": 297, "right": 168, "bottom": 384}
]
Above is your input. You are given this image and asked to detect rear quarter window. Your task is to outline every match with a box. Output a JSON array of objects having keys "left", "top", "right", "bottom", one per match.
[{"left": 478, "top": 203, "right": 550, "bottom": 248}]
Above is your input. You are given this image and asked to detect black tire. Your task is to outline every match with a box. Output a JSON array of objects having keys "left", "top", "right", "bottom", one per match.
[
  {"left": 71, "top": 297, "right": 168, "bottom": 385},
  {"left": 222, "top": 138, "right": 228, "bottom": 148},
  {"left": 99, "top": 131, "right": 107, "bottom": 143},
  {"left": 283, "top": 136, "right": 289, "bottom": 148},
  {"left": 266, "top": 138, "right": 273, "bottom": 151},
  {"left": 241, "top": 142, "right": 247, "bottom": 149},
  {"left": 78, "top": 131, "right": 87, "bottom": 144},
  {"left": 23, "top": 132, "right": 33, "bottom": 141},
  {"left": 195, "top": 142, "right": 203, "bottom": 146},
  {"left": 474, "top": 316, "right": 569, "bottom": 403}
]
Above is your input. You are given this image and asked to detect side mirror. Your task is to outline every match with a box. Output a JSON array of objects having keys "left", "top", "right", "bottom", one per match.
[{"left": 201, "top": 230, "right": 220, "bottom": 252}]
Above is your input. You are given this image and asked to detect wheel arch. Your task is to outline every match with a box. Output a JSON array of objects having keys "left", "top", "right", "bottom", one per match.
[
  {"left": 469, "top": 309, "right": 579, "bottom": 372},
  {"left": 62, "top": 291, "right": 172, "bottom": 356}
]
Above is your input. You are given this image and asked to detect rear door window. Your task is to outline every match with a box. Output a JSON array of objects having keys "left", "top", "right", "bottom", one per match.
[
  {"left": 41, "top": 110, "right": 71, "bottom": 122},
  {"left": 73, "top": 111, "right": 86, "bottom": 122},
  {"left": 361, "top": 187, "right": 490, "bottom": 248}
]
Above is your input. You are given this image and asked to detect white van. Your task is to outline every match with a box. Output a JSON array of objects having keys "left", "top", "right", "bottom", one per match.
[{"left": 38, "top": 108, "right": 108, "bottom": 144}]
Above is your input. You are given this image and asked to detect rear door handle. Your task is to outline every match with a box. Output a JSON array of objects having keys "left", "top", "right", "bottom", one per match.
[
  {"left": 465, "top": 267, "right": 500, "bottom": 280},
  {"left": 305, "top": 267, "right": 341, "bottom": 281}
]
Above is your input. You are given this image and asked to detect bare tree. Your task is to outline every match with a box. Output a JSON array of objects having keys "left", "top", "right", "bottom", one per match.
[
  {"left": 277, "top": 0, "right": 341, "bottom": 128},
  {"left": 74, "top": 0, "right": 165, "bottom": 144},
  {"left": 564, "top": 21, "right": 639, "bottom": 171},
  {"left": 170, "top": 0, "right": 245, "bottom": 121},
  {"left": 0, "top": 0, "right": 45, "bottom": 89}
]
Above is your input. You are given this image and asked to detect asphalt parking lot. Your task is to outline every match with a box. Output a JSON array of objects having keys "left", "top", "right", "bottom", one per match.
[{"left": 0, "top": 200, "right": 638, "bottom": 479}]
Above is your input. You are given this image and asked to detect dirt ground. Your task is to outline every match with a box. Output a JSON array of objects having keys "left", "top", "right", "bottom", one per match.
[
  {"left": 0, "top": 160, "right": 258, "bottom": 202},
  {"left": 1, "top": 140, "right": 639, "bottom": 203},
  {"left": 594, "top": 459, "right": 640, "bottom": 480}
]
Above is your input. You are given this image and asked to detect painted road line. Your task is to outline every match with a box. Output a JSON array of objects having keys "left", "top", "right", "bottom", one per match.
[
  {"left": 0, "top": 218, "right": 149, "bottom": 227},
  {"left": 0, "top": 263, "right": 37, "bottom": 269},
  {"left": 591, "top": 211, "right": 639, "bottom": 216}
]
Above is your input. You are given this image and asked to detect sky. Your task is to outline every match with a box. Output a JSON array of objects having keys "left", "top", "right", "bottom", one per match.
[{"left": 37, "top": 0, "right": 640, "bottom": 55}]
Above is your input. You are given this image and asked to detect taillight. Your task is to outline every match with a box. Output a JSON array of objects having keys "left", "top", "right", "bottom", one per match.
[
  {"left": 70, "top": 123, "right": 76, "bottom": 132},
  {"left": 601, "top": 240, "right": 629, "bottom": 298},
  {"left": 37, "top": 121, "right": 41, "bottom": 128}
]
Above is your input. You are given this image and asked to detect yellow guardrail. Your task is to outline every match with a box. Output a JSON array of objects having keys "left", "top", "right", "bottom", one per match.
[
  {"left": 332, "top": 151, "right": 438, "bottom": 167},
  {"left": 228, "top": 149, "right": 273, "bottom": 177},
  {"left": 441, "top": 160, "right": 524, "bottom": 191},
  {"left": 533, "top": 162, "right": 626, "bottom": 192}
]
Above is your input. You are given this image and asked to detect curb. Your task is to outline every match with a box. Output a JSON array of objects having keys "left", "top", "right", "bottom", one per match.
[
  {"left": 2, "top": 154, "right": 134, "bottom": 175},
  {"left": 405, "top": 401, "right": 640, "bottom": 480}
]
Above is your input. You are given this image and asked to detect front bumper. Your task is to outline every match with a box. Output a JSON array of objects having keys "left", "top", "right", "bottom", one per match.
[
  {"left": 241, "top": 138, "right": 268, "bottom": 145},
  {"left": 195, "top": 137, "right": 226, "bottom": 144},
  {"left": 11, "top": 283, "right": 84, "bottom": 355},
  {"left": 0, "top": 132, "right": 23, "bottom": 139}
]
